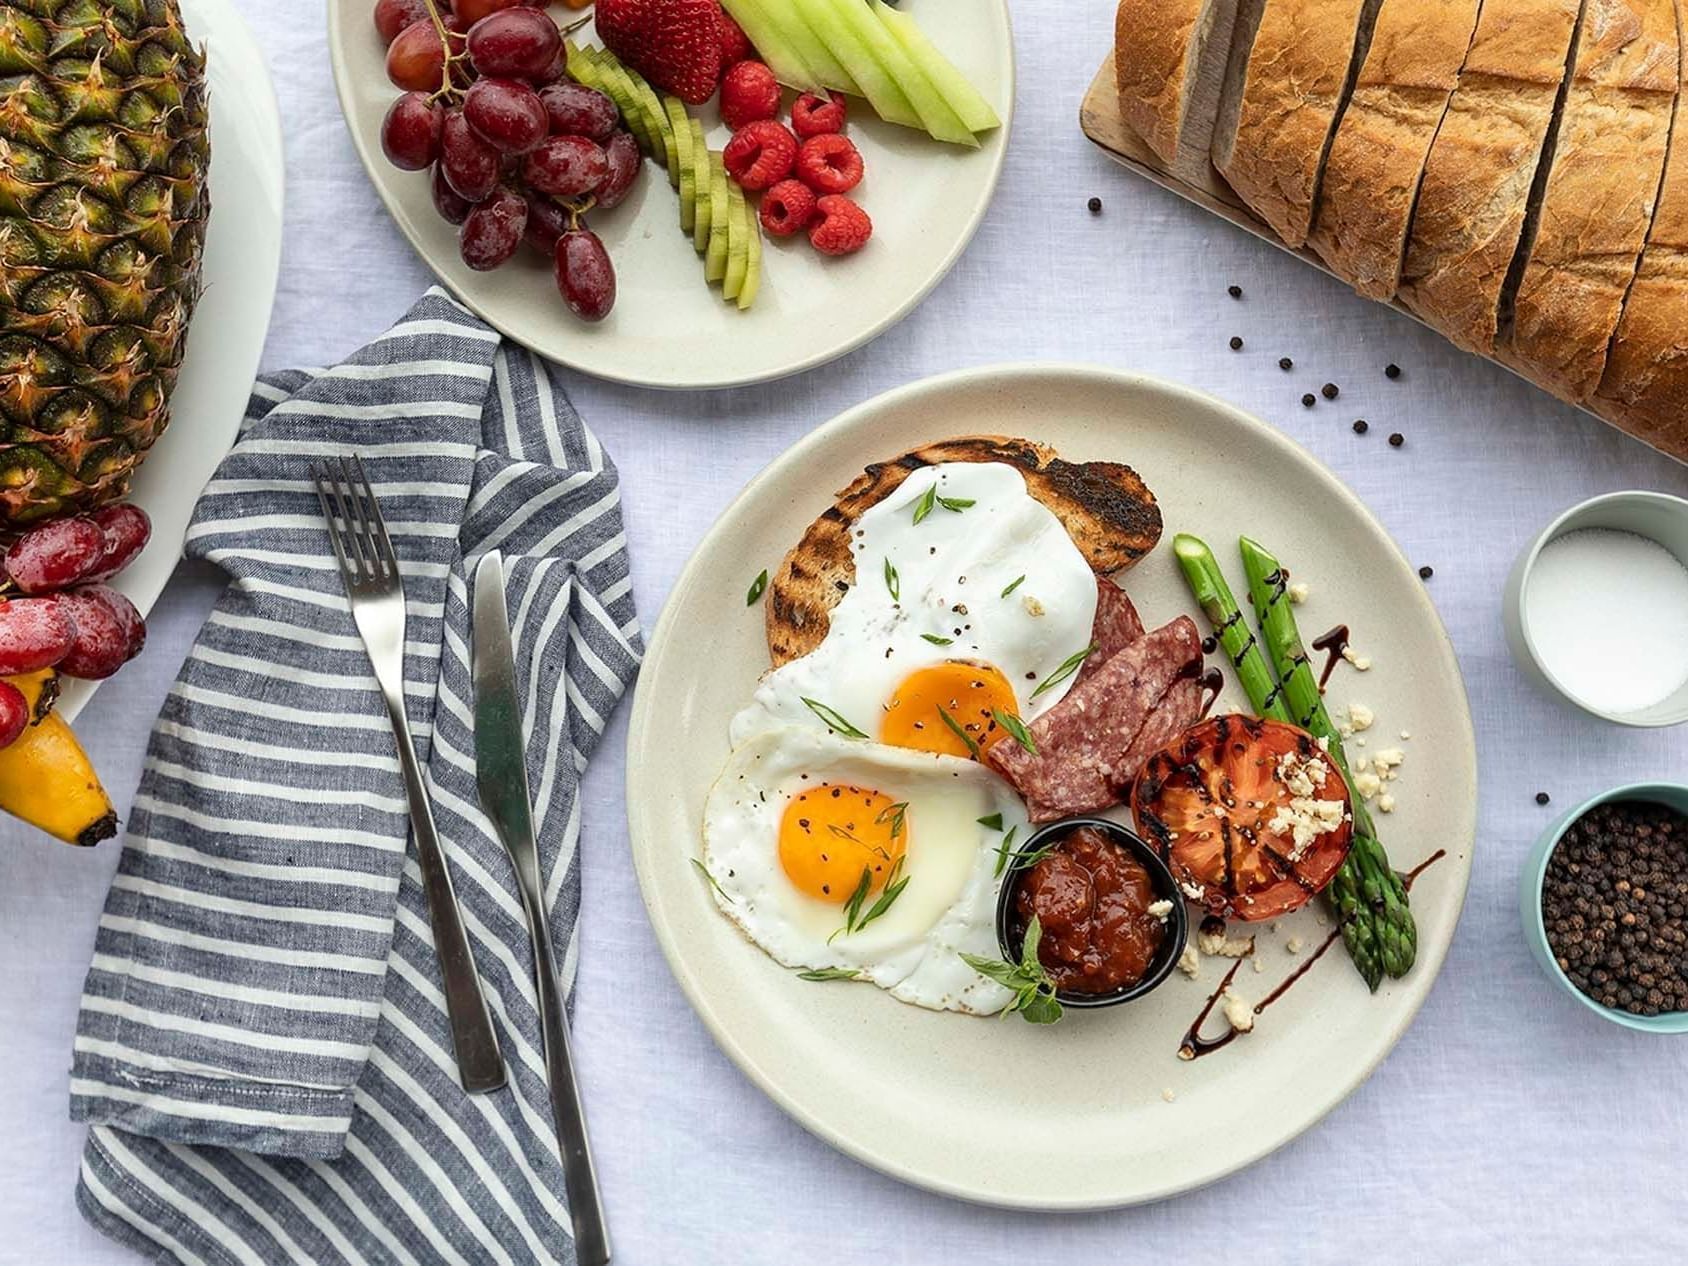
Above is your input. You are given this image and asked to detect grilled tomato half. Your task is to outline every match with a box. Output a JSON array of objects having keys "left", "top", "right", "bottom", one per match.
[{"left": 1131, "top": 714, "right": 1353, "bottom": 921}]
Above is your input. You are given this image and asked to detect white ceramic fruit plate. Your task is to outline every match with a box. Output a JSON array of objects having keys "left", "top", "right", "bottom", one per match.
[
  {"left": 627, "top": 364, "right": 1478, "bottom": 1209},
  {"left": 325, "top": 0, "right": 1013, "bottom": 390},
  {"left": 57, "top": 0, "right": 285, "bottom": 723}
]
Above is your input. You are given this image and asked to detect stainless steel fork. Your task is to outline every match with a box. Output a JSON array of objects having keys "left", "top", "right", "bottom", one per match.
[{"left": 314, "top": 455, "right": 506, "bottom": 1095}]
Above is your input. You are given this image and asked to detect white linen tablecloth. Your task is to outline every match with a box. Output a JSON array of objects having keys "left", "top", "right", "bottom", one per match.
[{"left": 3, "top": 1, "right": 1686, "bottom": 1261}]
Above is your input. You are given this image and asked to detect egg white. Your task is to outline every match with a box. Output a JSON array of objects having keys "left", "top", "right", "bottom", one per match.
[
  {"left": 728, "top": 462, "right": 1099, "bottom": 749},
  {"left": 701, "top": 726, "right": 1029, "bottom": 1014}
]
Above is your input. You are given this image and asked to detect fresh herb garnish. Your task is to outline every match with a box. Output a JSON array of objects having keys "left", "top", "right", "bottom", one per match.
[
  {"left": 691, "top": 858, "right": 733, "bottom": 904},
  {"left": 883, "top": 556, "right": 899, "bottom": 601},
  {"left": 827, "top": 823, "right": 862, "bottom": 845},
  {"left": 960, "top": 916, "right": 1063, "bottom": 1024},
  {"left": 746, "top": 569, "right": 768, "bottom": 606},
  {"left": 912, "top": 484, "right": 938, "bottom": 524},
  {"left": 991, "top": 708, "right": 1037, "bottom": 755},
  {"left": 875, "top": 800, "right": 908, "bottom": 840},
  {"left": 1001, "top": 575, "right": 1026, "bottom": 598},
  {"left": 830, "top": 867, "right": 874, "bottom": 943},
  {"left": 937, "top": 495, "right": 975, "bottom": 513},
  {"left": 801, "top": 697, "right": 867, "bottom": 739},
  {"left": 1031, "top": 643, "right": 1097, "bottom": 699},
  {"left": 1010, "top": 838, "right": 1057, "bottom": 872},
  {"left": 935, "top": 705, "right": 982, "bottom": 760},
  {"left": 977, "top": 812, "right": 1004, "bottom": 831},
  {"left": 797, "top": 967, "right": 862, "bottom": 982},
  {"left": 921, "top": 633, "right": 954, "bottom": 646},
  {"left": 853, "top": 856, "right": 909, "bottom": 933},
  {"left": 991, "top": 824, "right": 1020, "bottom": 877}
]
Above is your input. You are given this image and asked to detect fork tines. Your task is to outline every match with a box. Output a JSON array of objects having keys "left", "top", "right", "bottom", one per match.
[{"left": 313, "top": 455, "right": 401, "bottom": 587}]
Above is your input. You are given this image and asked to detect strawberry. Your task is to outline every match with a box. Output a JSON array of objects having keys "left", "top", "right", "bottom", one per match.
[{"left": 596, "top": 0, "right": 723, "bottom": 105}]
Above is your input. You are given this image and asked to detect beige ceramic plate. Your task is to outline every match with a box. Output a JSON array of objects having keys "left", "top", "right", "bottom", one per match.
[
  {"left": 627, "top": 364, "right": 1476, "bottom": 1208},
  {"left": 325, "top": 0, "right": 1012, "bottom": 390}
]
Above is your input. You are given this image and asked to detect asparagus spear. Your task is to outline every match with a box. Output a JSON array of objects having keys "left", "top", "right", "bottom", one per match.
[
  {"left": 1173, "top": 535, "right": 1385, "bottom": 989},
  {"left": 1237, "top": 536, "right": 1416, "bottom": 983}
]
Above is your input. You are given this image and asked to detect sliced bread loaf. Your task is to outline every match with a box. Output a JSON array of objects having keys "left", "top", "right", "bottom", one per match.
[
  {"left": 1595, "top": 0, "right": 1688, "bottom": 453},
  {"left": 1114, "top": 0, "right": 1240, "bottom": 179},
  {"left": 1396, "top": 0, "right": 1583, "bottom": 354},
  {"left": 1500, "top": 0, "right": 1680, "bottom": 403},
  {"left": 1307, "top": 0, "right": 1485, "bottom": 300},
  {"left": 1211, "top": 0, "right": 1384, "bottom": 248}
]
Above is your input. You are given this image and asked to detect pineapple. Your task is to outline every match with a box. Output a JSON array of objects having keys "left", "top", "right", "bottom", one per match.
[{"left": 0, "top": 0, "right": 209, "bottom": 524}]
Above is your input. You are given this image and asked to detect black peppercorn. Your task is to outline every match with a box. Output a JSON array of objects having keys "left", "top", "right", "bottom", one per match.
[
  {"left": 1229, "top": 336, "right": 1244, "bottom": 350},
  {"left": 1321, "top": 382, "right": 1339, "bottom": 400},
  {"left": 1087, "top": 196, "right": 1102, "bottom": 214},
  {"left": 1353, "top": 419, "right": 1369, "bottom": 434},
  {"left": 1385, "top": 363, "right": 1401, "bottom": 379},
  {"left": 1389, "top": 432, "right": 1404, "bottom": 447},
  {"left": 1227, "top": 284, "right": 1242, "bottom": 298},
  {"left": 1418, "top": 565, "right": 1433, "bottom": 579},
  {"left": 1537, "top": 792, "right": 1551, "bottom": 805},
  {"left": 1278, "top": 356, "right": 1293, "bottom": 371},
  {"left": 1301, "top": 393, "right": 1316, "bottom": 408}
]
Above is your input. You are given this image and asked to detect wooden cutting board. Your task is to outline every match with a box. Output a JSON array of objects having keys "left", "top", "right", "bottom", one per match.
[{"left": 1078, "top": 55, "right": 1680, "bottom": 463}]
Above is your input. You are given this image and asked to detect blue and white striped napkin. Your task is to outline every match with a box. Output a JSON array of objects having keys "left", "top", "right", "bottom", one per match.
[{"left": 68, "top": 289, "right": 641, "bottom": 1265}]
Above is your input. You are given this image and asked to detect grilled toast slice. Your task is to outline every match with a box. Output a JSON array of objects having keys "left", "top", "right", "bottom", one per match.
[{"left": 765, "top": 437, "right": 1162, "bottom": 668}]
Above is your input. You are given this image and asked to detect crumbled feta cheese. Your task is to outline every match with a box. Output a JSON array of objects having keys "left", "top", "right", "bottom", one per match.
[
  {"left": 1354, "top": 769, "right": 1383, "bottom": 799},
  {"left": 1275, "top": 749, "right": 1331, "bottom": 799},
  {"left": 1180, "top": 880, "right": 1206, "bottom": 901},
  {"left": 1267, "top": 752, "right": 1347, "bottom": 859},
  {"left": 1197, "top": 925, "right": 1255, "bottom": 958},
  {"left": 1022, "top": 595, "right": 1045, "bottom": 617},
  {"left": 1252, "top": 958, "right": 1264, "bottom": 973},
  {"left": 1399, "top": 730, "right": 1411, "bottom": 740},
  {"left": 1341, "top": 645, "right": 1372, "bottom": 671},
  {"left": 1288, "top": 582, "right": 1310, "bottom": 604},
  {"left": 1372, "top": 747, "right": 1405, "bottom": 778},
  {"left": 1162, "top": 1087, "right": 1177, "bottom": 1103},
  {"left": 1347, "top": 702, "right": 1374, "bottom": 733},
  {"left": 1221, "top": 988, "right": 1255, "bottom": 1033},
  {"left": 1147, "top": 899, "right": 1173, "bottom": 920},
  {"left": 1378, "top": 793, "right": 1396, "bottom": 813},
  {"left": 1286, "top": 936, "right": 1304, "bottom": 954},
  {"left": 1177, "top": 944, "right": 1201, "bottom": 978}
]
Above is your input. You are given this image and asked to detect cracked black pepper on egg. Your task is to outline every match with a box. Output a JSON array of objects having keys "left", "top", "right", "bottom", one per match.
[{"left": 1543, "top": 800, "right": 1688, "bottom": 1017}]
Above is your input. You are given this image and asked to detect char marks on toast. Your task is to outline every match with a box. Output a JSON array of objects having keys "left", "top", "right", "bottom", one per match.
[{"left": 765, "top": 437, "right": 1162, "bottom": 668}]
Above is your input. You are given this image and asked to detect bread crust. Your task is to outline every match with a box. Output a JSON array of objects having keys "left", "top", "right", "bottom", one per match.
[
  {"left": 1595, "top": 0, "right": 1688, "bottom": 453},
  {"left": 1308, "top": 0, "right": 1485, "bottom": 300},
  {"left": 1115, "top": 0, "right": 1202, "bottom": 165},
  {"left": 1500, "top": 0, "right": 1680, "bottom": 402},
  {"left": 764, "top": 437, "right": 1163, "bottom": 668},
  {"left": 1213, "top": 0, "right": 1382, "bottom": 247},
  {"left": 1396, "top": 0, "right": 1584, "bottom": 353}
]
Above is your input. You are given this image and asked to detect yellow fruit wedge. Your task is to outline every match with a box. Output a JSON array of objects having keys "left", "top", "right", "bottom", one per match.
[
  {"left": 724, "top": 181, "right": 748, "bottom": 301},
  {"left": 0, "top": 712, "right": 116, "bottom": 846},
  {"left": 738, "top": 204, "right": 763, "bottom": 310},
  {"left": 7, "top": 669, "right": 59, "bottom": 724}
]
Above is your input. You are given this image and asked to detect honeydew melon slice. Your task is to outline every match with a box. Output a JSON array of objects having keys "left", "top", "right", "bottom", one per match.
[
  {"left": 719, "top": 0, "right": 827, "bottom": 92},
  {"left": 738, "top": 203, "right": 762, "bottom": 310},
  {"left": 705, "top": 152, "right": 729, "bottom": 283},
  {"left": 786, "top": 0, "right": 917, "bottom": 129},
  {"left": 724, "top": 181, "right": 748, "bottom": 301},
  {"left": 690, "top": 121, "right": 711, "bottom": 253},
  {"left": 736, "top": 0, "right": 860, "bottom": 95},
  {"left": 869, "top": 0, "right": 1000, "bottom": 134},
  {"left": 665, "top": 98, "right": 694, "bottom": 220},
  {"left": 804, "top": 0, "right": 975, "bottom": 145}
]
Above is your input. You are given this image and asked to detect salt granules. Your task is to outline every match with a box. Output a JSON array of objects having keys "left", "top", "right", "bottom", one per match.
[{"left": 1524, "top": 528, "right": 1688, "bottom": 713}]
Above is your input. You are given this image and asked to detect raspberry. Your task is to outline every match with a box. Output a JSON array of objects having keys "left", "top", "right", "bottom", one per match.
[
  {"left": 791, "top": 90, "right": 847, "bottom": 138},
  {"left": 716, "top": 7, "right": 754, "bottom": 66},
  {"left": 796, "top": 132, "right": 862, "bottom": 195},
  {"left": 809, "top": 194, "right": 871, "bottom": 256},
  {"left": 723, "top": 119, "right": 797, "bottom": 191},
  {"left": 720, "top": 60, "right": 781, "bottom": 131},
  {"left": 760, "top": 179, "right": 816, "bottom": 236}
]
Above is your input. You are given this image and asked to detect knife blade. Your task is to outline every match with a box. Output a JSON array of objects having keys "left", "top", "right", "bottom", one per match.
[{"left": 472, "top": 551, "right": 612, "bottom": 1266}]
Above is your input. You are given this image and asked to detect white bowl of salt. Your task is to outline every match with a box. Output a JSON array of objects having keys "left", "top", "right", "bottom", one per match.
[{"left": 1504, "top": 491, "right": 1688, "bottom": 727}]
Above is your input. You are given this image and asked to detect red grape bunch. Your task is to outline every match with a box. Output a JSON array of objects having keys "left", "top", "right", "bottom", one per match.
[
  {"left": 376, "top": 0, "right": 632, "bottom": 322},
  {"left": 0, "top": 506, "right": 151, "bottom": 747}
]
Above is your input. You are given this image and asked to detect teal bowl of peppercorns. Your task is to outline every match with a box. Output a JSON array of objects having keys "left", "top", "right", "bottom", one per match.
[{"left": 1521, "top": 782, "right": 1688, "bottom": 1033}]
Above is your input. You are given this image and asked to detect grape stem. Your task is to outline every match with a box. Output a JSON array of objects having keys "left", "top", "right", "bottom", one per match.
[
  {"left": 421, "top": 0, "right": 469, "bottom": 104},
  {"left": 565, "top": 195, "right": 598, "bottom": 230}
]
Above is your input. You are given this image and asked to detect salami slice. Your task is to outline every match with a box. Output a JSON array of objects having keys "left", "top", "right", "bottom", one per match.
[
  {"left": 1075, "top": 577, "right": 1145, "bottom": 686},
  {"left": 991, "top": 616, "right": 1203, "bottom": 822}
]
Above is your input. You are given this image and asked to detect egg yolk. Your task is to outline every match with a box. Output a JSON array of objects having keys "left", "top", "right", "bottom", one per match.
[
  {"left": 778, "top": 783, "right": 909, "bottom": 904},
  {"left": 879, "top": 662, "right": 1020, "bottom": 760}
]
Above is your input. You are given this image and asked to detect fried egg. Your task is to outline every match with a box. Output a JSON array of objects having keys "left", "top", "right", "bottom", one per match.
[
  {"left": 729, "top": 462, "right": 1099, "bottom": 761},
  {"left": 701, "top": 726, "right": 1030, "bottom": 1013}
]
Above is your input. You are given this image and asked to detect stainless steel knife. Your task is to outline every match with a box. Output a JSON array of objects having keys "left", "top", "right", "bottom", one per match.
[{"left": 472, "top": 551, "right": 611, "bottom": 1266}]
